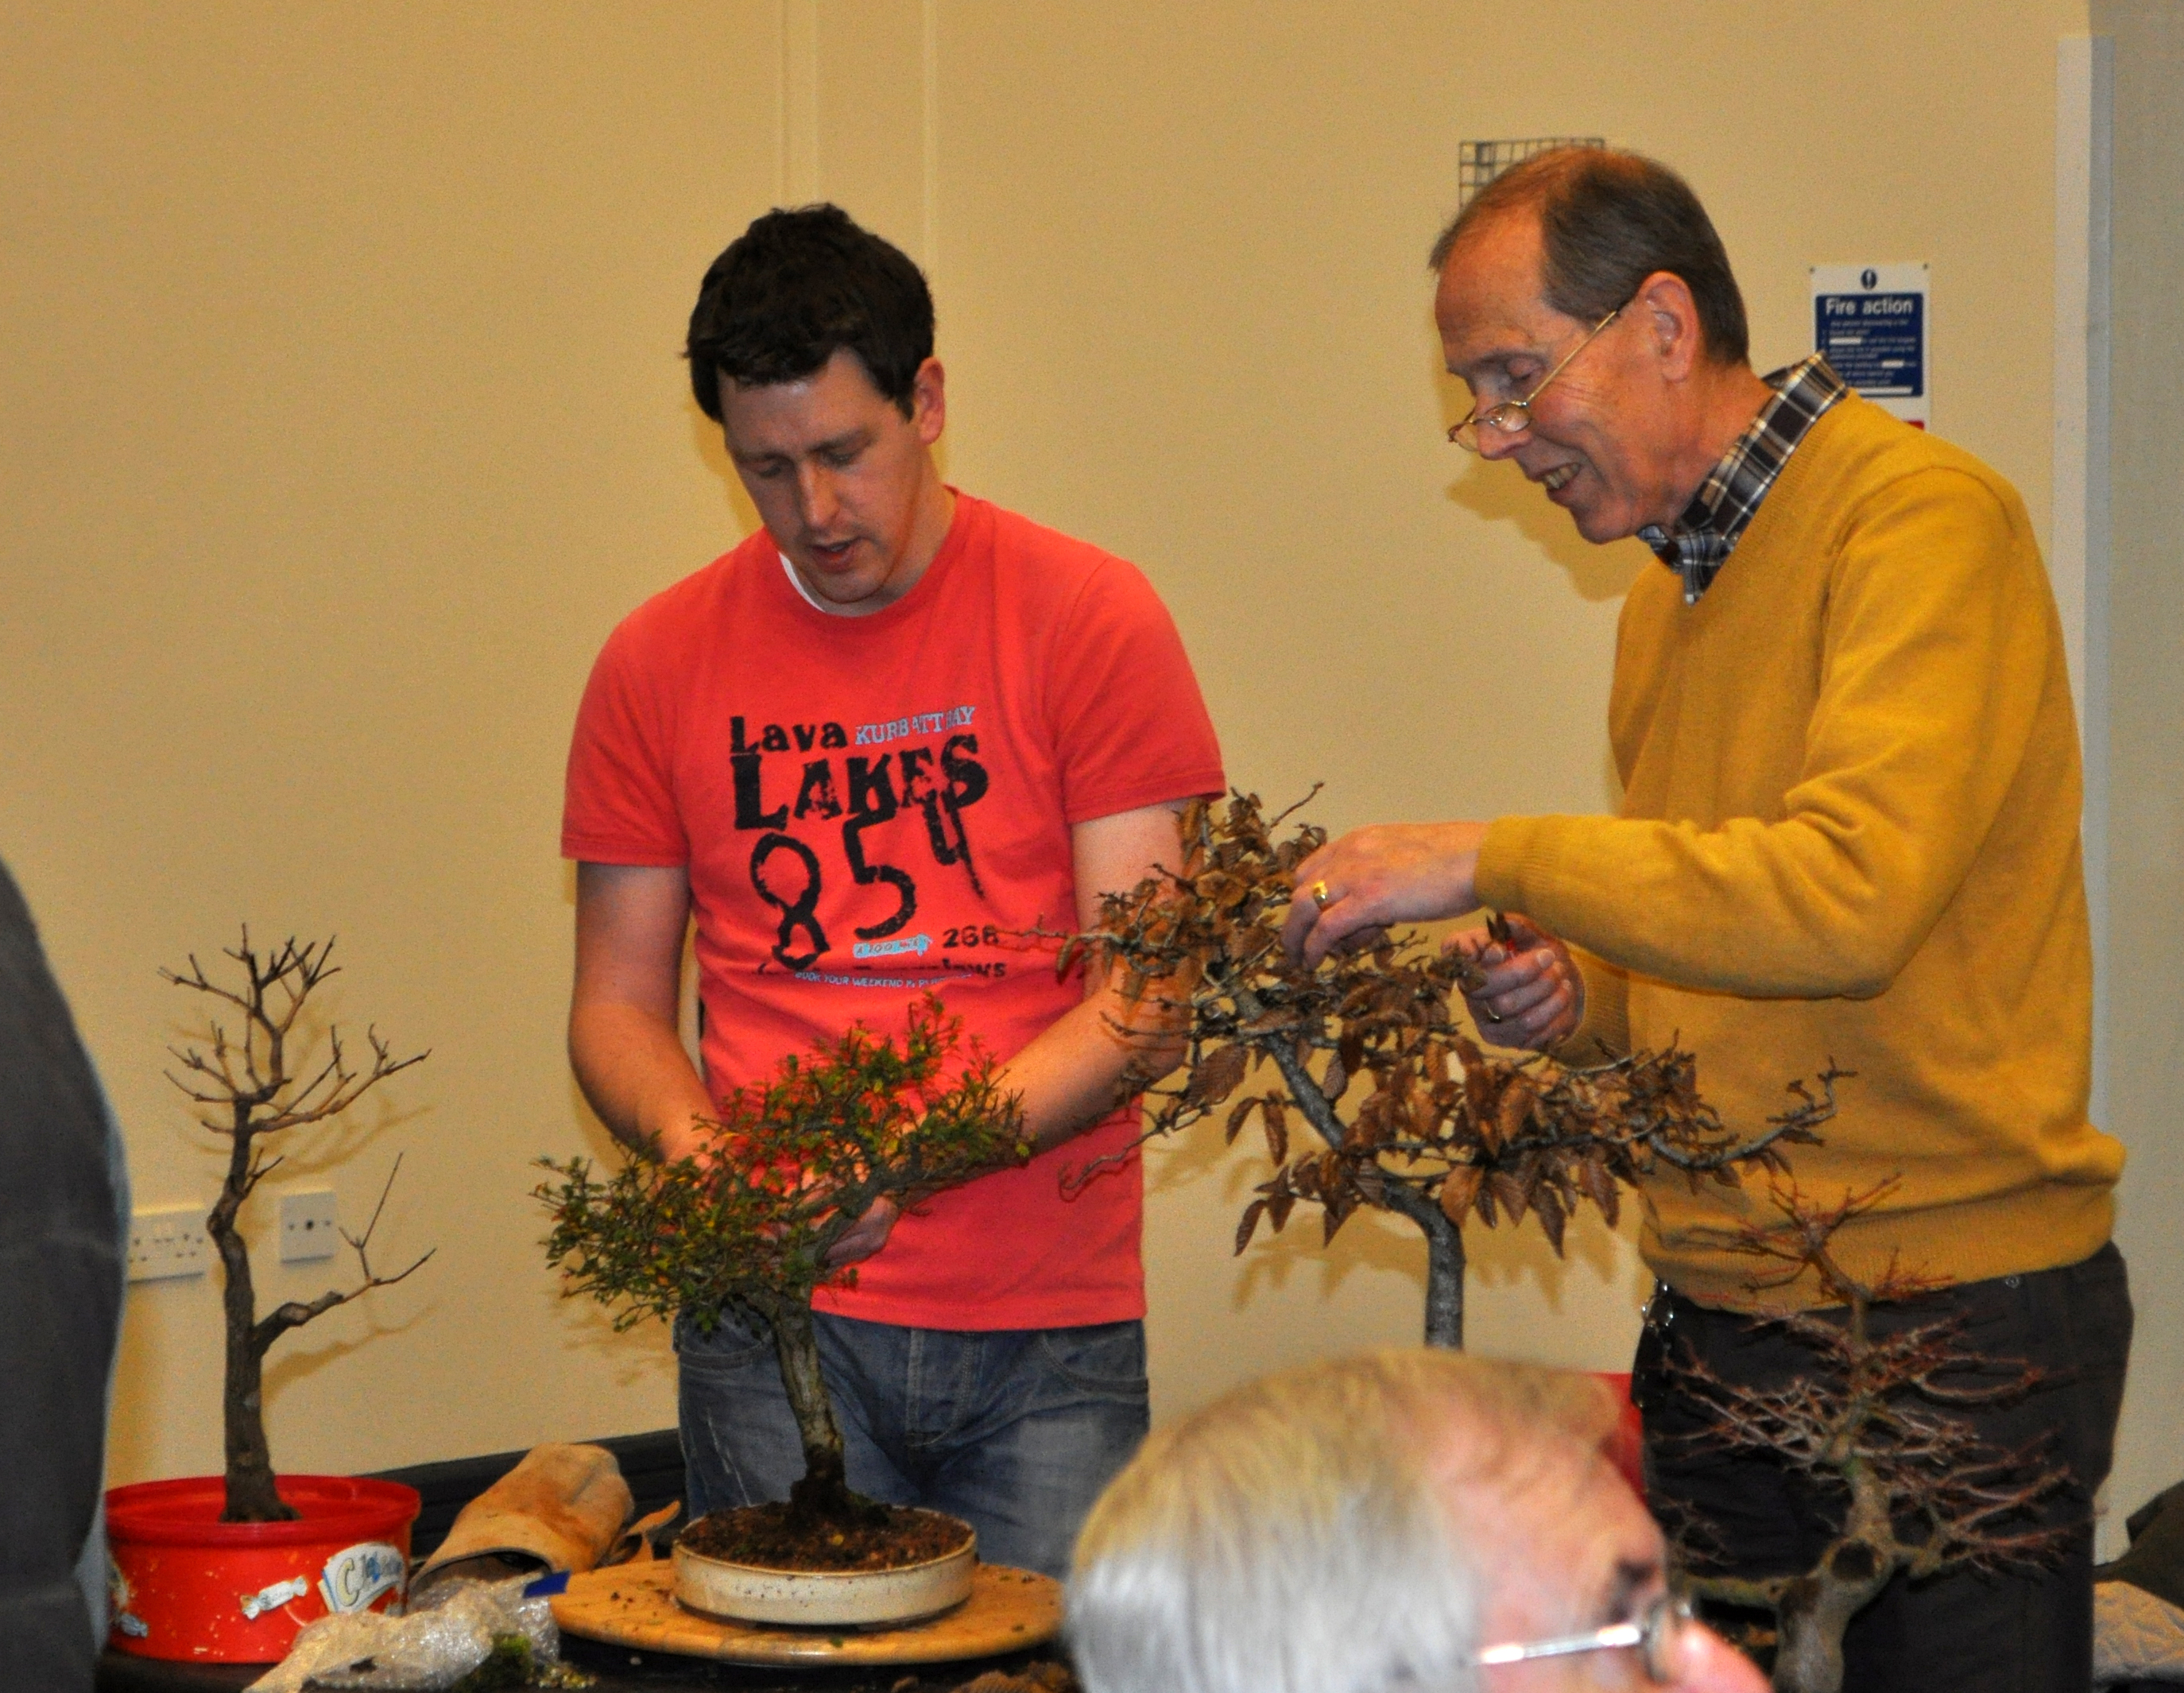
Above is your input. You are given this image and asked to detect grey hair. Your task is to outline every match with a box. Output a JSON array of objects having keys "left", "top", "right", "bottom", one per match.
[{"left": 1067, "top": 1350, "right": 1615, "bottom": 1693}]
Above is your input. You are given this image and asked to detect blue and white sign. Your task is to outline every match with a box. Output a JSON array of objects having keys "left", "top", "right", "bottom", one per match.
[{"left": 1810, "top": 262, "right": 1930, "bottom": 428}]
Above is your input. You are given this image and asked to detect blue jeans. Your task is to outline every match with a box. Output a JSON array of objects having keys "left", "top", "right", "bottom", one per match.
[{"left": 674, "top": 1307, "right": 1149, "bottom": 1580}]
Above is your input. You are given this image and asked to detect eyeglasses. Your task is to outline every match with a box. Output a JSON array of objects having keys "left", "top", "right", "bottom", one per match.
[
  {"left": 1447, "top": 304, "right": 1624, "bottom": 452},
  {"left": 1476, "top": 1592, "right": 1692, "bottom": 1683}
]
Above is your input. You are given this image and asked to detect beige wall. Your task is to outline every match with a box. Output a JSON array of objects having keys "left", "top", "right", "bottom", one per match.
[
  {"left": 2092, "top": 0, "right": 2184, "bottom": 1557},
  {"left": 17, "top": 0, "right": 2163, "bottom": 1530}
]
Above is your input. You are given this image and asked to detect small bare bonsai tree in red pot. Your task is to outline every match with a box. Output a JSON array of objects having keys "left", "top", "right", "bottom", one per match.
[{"left": 106, "top": 932, "right": 433, "bottom": 1663}]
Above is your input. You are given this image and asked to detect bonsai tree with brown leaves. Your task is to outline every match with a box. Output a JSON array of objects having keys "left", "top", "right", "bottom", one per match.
[
  {"left": 1665, "top": 1180, "right": 2077, "bottom": 1693},
  {"left": 538, "top": 995, "right": 1028, "bottom": 1531},
  {"left": 163, "top": 932, "right": 432, "bottom": 1523},
  {"left": 1074, "top": 792, "right": 1840, "bottom": 1347}
]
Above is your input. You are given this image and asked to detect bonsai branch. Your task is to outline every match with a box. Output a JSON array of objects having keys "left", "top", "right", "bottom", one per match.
[{"left": 249, "top": 1155, "right": 434, "bottom": 1358}]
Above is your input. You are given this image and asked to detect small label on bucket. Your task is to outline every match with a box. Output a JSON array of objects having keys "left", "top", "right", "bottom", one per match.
[
  {"left": 108, "top": 1557, "right": 149, "bottom": 1639},
  {"left": 319, "top": 1542, "right": 405, "bottom": 1614},
  {"left": 239, "top": 1575, "right": 311, "bottom": 1621}
]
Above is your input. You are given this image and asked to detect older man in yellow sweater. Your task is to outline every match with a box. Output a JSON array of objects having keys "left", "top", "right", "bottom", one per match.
[{"left": 1284, "top": 147, "right": 2129, "bottom": 1691}]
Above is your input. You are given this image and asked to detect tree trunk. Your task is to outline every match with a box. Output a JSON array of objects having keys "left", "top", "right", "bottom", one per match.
[
  {"left": 1268, "top": 1036, "right": 1468, "bottom": 1349},
  {"left": 1384, "top": 1184, "right": 1466, "bottom": 1349},
  {"left": 752, "top": 1294, "right": 884, "bottom": 1531},
  {"left": 1769, "top": 1539, "right": 1890, "bottom": 1693},
  {"left": 1764, "top": 1465, "right": 1896, "bottom": 1693},
  {"left": 210, "top": 1132, "right": 292, "bottom": 1522}
]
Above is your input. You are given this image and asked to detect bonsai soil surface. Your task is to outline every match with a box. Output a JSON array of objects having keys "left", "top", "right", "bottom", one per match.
[{"left": 682, "top": 1505, "right": 974, "bottom": 1572}]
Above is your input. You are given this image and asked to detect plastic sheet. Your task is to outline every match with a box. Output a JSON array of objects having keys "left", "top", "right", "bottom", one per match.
[{"left": 244, "top": 1573, "right": 568, "bottom": 1691}]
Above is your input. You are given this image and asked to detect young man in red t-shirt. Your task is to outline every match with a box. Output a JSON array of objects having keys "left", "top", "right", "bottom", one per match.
[{"left": 562, "top": 205, "right": 1223, "bottom": 1577}]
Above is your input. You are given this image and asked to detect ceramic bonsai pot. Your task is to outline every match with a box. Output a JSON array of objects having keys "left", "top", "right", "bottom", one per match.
[
  {"left": 105, "top": 1474, "right": 421, "bottom": 1663},
  {"left": 672, "top": 1512, "right": 978, "bottom": 1628}
]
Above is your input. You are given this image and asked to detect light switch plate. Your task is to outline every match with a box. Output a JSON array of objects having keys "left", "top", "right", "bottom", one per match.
[{"left": 279, "top": 1189, "right": 340, "bottom": 1263}]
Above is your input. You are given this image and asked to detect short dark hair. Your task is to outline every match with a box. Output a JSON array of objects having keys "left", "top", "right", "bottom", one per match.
[
  {"left": 1428, "top": 147, "right": 1748, "bottom": 366},
  {"left": 686, "top": 203, "right": 935, "bottom": 421}
]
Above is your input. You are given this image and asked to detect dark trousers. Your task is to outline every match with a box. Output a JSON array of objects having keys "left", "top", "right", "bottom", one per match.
[{"left": 1634, "top": 1243, "right": 2132, "bottom": 1693}]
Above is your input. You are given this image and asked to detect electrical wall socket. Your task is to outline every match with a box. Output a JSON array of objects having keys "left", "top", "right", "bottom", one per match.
[
  {"left": 128, "top": 1207, "right": 209, "bottom": 1282},
  {"left": 279, "top": 1189, "right": 340, "bottom": 1263}
]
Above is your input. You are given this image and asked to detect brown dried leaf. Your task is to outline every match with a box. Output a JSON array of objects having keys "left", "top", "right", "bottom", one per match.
[
  {"left": 1473, "top": 1082, "right": 1506, "bottom": 1155},
  {"left": 1487, "top": 1171, "right": 1529, "bottom": 1228},
  {"left": 1496, "top": 1075, "right": 1537, "bottom": 1147},
  {"left": 1532, "top": 1184, "right": 1567, "bottom": 1255},
  {"left": 1261, "top": 1096, "right": 1289, "bottom": 1167},
  {"left": 1267, "top": 1187, "right": 1295, "bottom": 1234},
  {"left": 1439, "top": 1164, "right": 1483, "bottom": 1226},
  {"left": 1224, "top": 1094, "right": 1259, "bottom": 1146},
  {"left": 1321, "top": 1052, "right": 1348, "bottom": 1105},
  {"left": 1233, "top": 1199, "right": 1267, "bottom": 1255},
  {"left": 1185, "top": 1044, "right": 1249, "bottom": 1110},
  {"left": 1578, "top": 1153, "right": 1621, "bottom": 1230},
  {"left": 1454, "top": 1034, "right": 1486, "bottom": 1084},
  {"left": 1510, "top": 1156, "right": 1542, "bottom": 1215}
]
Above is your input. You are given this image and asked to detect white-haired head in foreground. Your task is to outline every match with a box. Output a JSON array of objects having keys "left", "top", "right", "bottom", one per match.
[{"left": 1065, "top": 1349, "right": 1615, "bottom": 1693}]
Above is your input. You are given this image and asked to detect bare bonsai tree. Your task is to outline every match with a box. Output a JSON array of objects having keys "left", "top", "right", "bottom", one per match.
[
  {"left": 1665, "top": 1181, "right": 2075, "bottom": 1693},
  {"left": 1075, "top": 792, "right": 1839, "bottom": 1347},
  {"left": 537, "top": 995, "right": 1028, "bottom": 1532},
  {"left": 163, "top": 932, "right": 432, "bottom": 1523}
]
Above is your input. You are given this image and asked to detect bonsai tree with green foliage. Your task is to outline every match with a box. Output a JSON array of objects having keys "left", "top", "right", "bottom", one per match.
[
  {"left": 538, "top": 995, "right": 1028, "bottom": 1529},
  {"left": 164, "top": 932, "right": 431, "bottom": 1523}
]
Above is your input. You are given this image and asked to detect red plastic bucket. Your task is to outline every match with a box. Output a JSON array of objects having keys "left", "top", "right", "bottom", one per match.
[{"left": 105, "top": 1474, "right": 420, "bottom": 1663}]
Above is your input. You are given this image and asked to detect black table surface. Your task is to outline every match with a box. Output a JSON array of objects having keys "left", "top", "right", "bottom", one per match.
[{"left": 99, "top": 1633, "right": 1069, "bottom": 1692}]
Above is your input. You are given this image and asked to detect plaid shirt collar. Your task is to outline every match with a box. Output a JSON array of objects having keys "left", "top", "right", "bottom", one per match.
[{"left": 1637, "top": 354, "right": 1848, "bottom": 603}]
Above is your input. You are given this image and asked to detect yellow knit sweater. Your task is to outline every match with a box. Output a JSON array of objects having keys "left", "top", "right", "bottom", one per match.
[{"left": 1475, "top": 393, "right": 2123, "bottom": 1308}]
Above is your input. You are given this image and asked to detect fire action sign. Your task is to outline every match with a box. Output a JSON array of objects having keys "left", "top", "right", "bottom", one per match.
[{"left": 1810, "top": 262, "right": 1929, "bottom": 428}]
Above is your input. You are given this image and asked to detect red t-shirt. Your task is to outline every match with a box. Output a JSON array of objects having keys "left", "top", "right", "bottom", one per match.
[{"left": 562, "top": 493, "right": 1224, "bottom": 1327}]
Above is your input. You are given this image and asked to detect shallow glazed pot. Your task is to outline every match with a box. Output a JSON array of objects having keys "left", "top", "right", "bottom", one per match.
[
  {"left": 105, "top": 1474, "right": 420, "bottom": 1663},
  {"left": 673, "top": 1512, "right": 978, "bottom": 1627}
]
